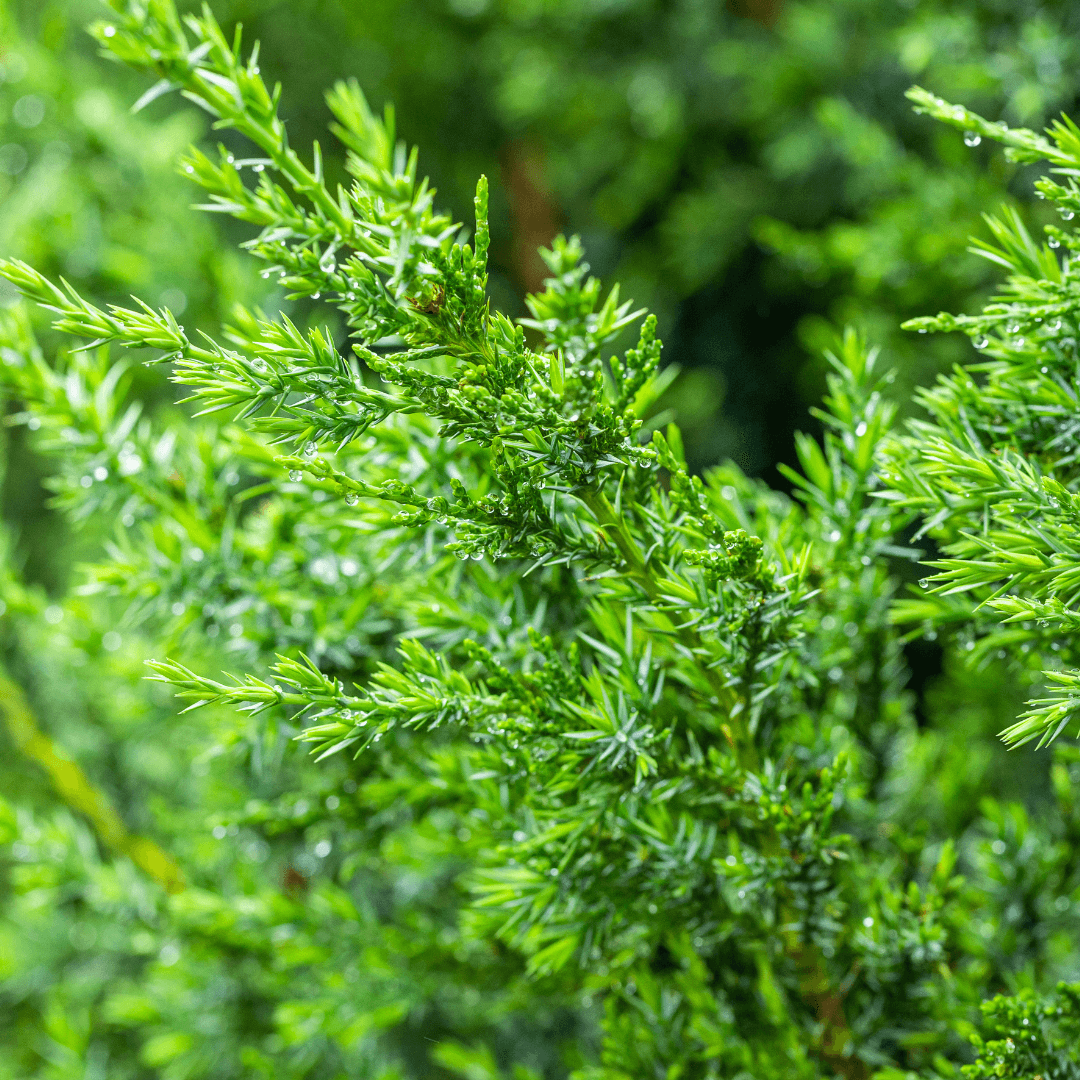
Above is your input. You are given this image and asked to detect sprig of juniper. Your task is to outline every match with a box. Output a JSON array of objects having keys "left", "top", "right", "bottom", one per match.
[
  {"left": 0, "top": 4, "right": 982, "bottom": 1077},
  {"left": 885, "top": 89, "right": 1080, "bottom": 755},
  {"left": 961, "top": 982, "right": 1080, "bottom": 1080},
  {"left": 0, "top": 8, "right": 796, "bottom": 772}
]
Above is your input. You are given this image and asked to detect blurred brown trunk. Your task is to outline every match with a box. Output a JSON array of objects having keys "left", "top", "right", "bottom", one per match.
[
  {"left": 502, "top": 140, "right": 561, "bottom": 297},
  {"left": 728, "top": 0, "right": 782, "bottom": 27}
]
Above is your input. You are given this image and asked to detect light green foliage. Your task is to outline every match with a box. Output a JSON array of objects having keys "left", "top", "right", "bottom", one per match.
[
  {"left": 0, "top": 0, "right": 246, "bottom": 317},
  {"left": 2, "top": 3, "right": 1080, "bottom": 1080},
  {"left": 961, "top": 983, "right": 1080, "bottom": 1079},
  {"left": 0, "top": 0, "right": 261, "bottom": 589}
]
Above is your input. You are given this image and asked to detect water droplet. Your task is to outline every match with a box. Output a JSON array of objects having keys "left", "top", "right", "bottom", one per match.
[
  {"left": 1050, "top": 237, "right": 1061, "bottom": 249},
  {"left": 344, "top": 493, "right": 359, "bottom": 506},
  {"left": 1063, "top": 209, "right": 1076, "bottom": 220},
  {"left": 453, "top": 549, "right": 470, "bottom": 561},
  {"left": 1007, "top": 322, "right": 1020, "bottom": 334},
  {"left": 1041, "top": 366, "right": 1049, "bottom": 373},
  {"left": 1050, "top": 319, "right": 1063, "bottom": 332},
  {"left": 184, "top": 164, "right": 195, "bottom": 175},
  {"left": 854, "top": 421, "right": 868, "bottom": 437},
  {"left": 252, "top": 163, "right": 265, "bottom": 173},
  {"left": 251, "top": 358, "right": 266, "bottom": 373},
  {"left": 102, "top": 25, "right": 116, "bottom": 37},
  {"left": 919, "top": 578, "right": 930, "bottom": 590},
  {"left": 311, "top": 292, "right": 321, "bottom": 300},
  {"left": 304, "top": 441, "right": 317, "bottom": 457},
  {"left": 974, "top": 336, "right": 989, "bottom": 349},
  {"left": 963, "top": 130, "right": 981, "bottom": 147},
  {"left": 289, "top": 469, "right": 302, "bottom": 482},
  {"left": 917, "top": 327, "right": 928, "bottom": 334}
]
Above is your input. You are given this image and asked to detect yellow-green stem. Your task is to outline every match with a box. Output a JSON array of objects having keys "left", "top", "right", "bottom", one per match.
[{"left": 0, "top": 671, "right": 185, "bottom": 894}]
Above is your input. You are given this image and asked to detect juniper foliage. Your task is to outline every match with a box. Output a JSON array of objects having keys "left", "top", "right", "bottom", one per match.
[
  {"left": 2, "top": 3, "right": 1080, "bottom": 1079},
  {"left": 889, "top": 88, "right": 1080, "bottom": 756},
  {"left": 878, "top": 83, "right": 1080, "bottom": 1080},
  {"left": 960, "top": 983, "right": 1080, "bottom": 1080}
]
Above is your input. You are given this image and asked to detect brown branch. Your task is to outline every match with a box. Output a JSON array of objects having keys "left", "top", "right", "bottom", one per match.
[
  {"left": 789, "top": 938, "right": 870, "bottom": 1079},
  {"left": 502, "top": 140, "right": 561, "bottom": 296},
  {"left": 728, "top": 0, "right": 783, "bottom": 28}
]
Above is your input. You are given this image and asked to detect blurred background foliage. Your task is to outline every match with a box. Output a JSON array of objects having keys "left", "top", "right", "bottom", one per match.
[{"left": 2, "top": 0, "right": 1080, "bottom": 1076}]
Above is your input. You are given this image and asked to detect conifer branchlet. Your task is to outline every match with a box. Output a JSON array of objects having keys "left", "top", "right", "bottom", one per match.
[{"left": 4, "top": 5, "right": 1080, "bottom": 1078}]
